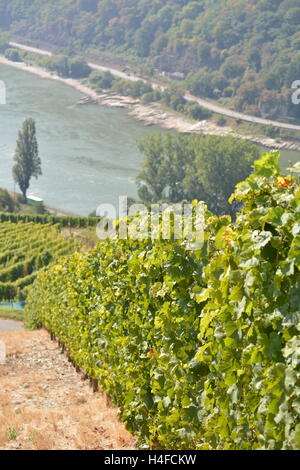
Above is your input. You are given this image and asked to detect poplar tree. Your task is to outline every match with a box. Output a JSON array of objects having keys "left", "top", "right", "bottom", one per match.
[{"left": 13, "top": 118, "right": 42, "bottom": 201}]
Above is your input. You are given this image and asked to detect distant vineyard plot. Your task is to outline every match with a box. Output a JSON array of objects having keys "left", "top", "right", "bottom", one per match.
[{"left": 0, "top": 221, "right": 80, "bottom": 301}]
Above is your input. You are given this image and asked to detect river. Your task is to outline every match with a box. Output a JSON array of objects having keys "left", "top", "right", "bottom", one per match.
[
  {"left": 0, "top": 63, "right": 299, "bottom": 216},
  {"left": 0, "top": 63, "right": 161, "bottom": 216}
]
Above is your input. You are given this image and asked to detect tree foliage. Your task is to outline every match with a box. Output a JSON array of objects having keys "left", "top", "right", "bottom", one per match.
[
  {"left": 4, "top": 47, "right": 21, "bottom": 62},
  {"left": 0, "top": 189, "right": 17, "bottom": 212},
  {"left": 12, "top": 118, "right": 42, "bottom": 201},
  {"left": 137, "top": 134, "right": 261, "bottom": 216}
]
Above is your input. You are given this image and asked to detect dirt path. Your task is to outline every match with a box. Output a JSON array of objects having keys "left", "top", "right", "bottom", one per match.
[
  {"left": 0, "top": 319, "right": 24, "bottom": 331},
  {"left": 0, "top": 329, "right": 136, "bottom": 450}
]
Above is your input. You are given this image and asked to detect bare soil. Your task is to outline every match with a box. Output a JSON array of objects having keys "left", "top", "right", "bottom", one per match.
[{"left": 0, "top": 328, "right": 137, "bottom": 450}]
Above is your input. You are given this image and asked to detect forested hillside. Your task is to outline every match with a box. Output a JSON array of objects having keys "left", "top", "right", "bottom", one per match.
[{"left": 1, "top": 0, "right": 300, "bottom": 119}]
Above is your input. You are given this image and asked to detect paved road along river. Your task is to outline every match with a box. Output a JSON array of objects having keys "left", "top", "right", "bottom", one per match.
[{"left": 10, "top": 41, "right": 300, "bottom": 132}]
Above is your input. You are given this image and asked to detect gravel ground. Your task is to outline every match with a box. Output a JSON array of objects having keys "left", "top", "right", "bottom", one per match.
[
  {"left": 0, "top": 320, "right": 24, "bottom": 332},
  {"left": 0, "top": 329, "right": 136, "bottom": 450}
]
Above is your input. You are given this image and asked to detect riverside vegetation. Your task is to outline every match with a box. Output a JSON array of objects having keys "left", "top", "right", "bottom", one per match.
[
  {"left": 0, "top": 37, "right": 213, "bottom": 125},
  {"left": 136, "top": 134, "right": 261, "bottom": 217},
  {"left": 25, "top": 153, "right": 300, "bottom": 450}
]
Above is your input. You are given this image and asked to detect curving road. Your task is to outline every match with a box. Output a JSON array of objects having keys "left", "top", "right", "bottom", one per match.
[{"left": 9, "top": 40, "right": 300, "bottom": 132}]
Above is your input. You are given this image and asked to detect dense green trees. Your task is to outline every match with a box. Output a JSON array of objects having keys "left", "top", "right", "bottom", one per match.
[
  {"left": 137, "top": 134, "right": 261, "bottom": 216},
  {"left": 12, "top": 118, "right": 42, "bottom": 201},
  {"left": 4, "top": 47, "right": 21, "bottom": 62},
  {"left": 0, "top": 189, "right": 17, "bottom": 213},
  {"left": 47, "top": 55, "right": 70, "bottom": 77},
  {"left": 69, "top": 56, "right": 91, "bottom": 78},
  {"left": 37, "top": 54, "right": 91, "bottom": 78},
  {"left": 1, "top": 1, "right": 300, "bottom": 119},
  {"left": 89, "top": 70, "right": 114, "bottom": 89}
]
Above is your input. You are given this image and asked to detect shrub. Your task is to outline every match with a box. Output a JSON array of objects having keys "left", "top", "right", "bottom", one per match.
[
  {"left": 88, "top": 70, "right": 115, "bottom": 89},
  {"left": 216, "top": 116, "right": 227, "bottom": 126},
  {"left": 0, "top": 189, "right": 17, "bottom": 212},
  {"left": 185, "top": 102, "right": 212, "bottom": 120},
  {"left": 4, "top": 48, "right": 21, "bottom": 62},
  {"left": 69, "top": 56, "right": 91, "bottom": 78}
]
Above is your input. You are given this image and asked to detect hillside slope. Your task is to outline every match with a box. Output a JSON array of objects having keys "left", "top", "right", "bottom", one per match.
[
  {"left": 1, "top": 0, "right": 300, "bottom": 119},
  {"left": 0, "top": 328, "right": 135, "bottom": 450}
]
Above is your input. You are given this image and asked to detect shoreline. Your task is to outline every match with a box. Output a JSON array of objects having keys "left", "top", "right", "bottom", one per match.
[
  {"left": 1, "top": 55, "right": 300, "bottom": 152},
  {"left": 7, "top": 190, "right": 79, "bottom": 217}
]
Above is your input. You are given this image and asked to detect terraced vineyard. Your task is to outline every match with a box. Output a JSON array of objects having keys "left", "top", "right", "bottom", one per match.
[{"left": 0, "top": 221, "right": 80, "bottom": 301}]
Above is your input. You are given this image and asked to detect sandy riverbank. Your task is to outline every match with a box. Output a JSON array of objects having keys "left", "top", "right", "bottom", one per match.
[
  {"left": 1, "top": 55, "right": 300, "bottom": 152},
  {"left": 0, "top": 55, "right": 100, "bottom": 99}
]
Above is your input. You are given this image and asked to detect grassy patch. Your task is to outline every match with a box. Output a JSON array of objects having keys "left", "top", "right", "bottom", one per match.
[
  {"left": 0, "top": 306, "right": 24, "bottom": 321},
  {"left": 77, "top": 227, "right": 100, "bottom": 248},
  {"left": 7, "top": 427, "right": 18, "bottom": 441}
]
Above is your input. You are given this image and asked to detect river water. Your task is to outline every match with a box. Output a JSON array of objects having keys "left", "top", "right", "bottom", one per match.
[
  {"left": 0, "top": 63, "right": 299, "bottom": 215},
  {"left": 0, "top": 63, "right": 160, "bottom": 215}
]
